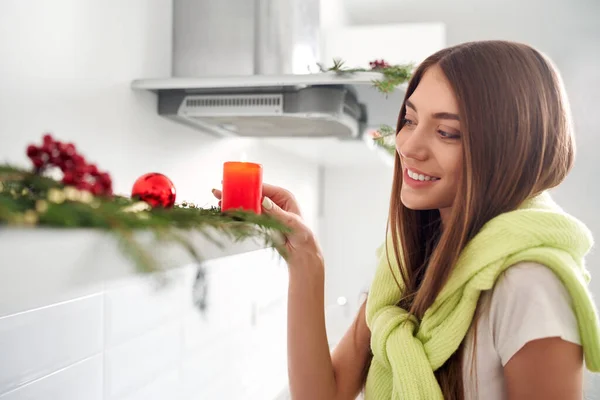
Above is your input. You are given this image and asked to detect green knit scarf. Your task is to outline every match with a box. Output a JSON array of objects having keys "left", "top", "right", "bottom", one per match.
[{"left": 365, "top": 192, "right": 600, "bottom": 399}]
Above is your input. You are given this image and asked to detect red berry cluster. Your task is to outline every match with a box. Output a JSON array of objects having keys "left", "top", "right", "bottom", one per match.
[
  {"left": 369, "top": 59, "right": 391, "bottom": 70},
  {"left": 26, "top": 134, "right": 113, "bottom": 196}
]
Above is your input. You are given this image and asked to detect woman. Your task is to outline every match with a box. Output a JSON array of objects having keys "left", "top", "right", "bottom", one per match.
[{"left": 214, "top": 41, "right": 600, "bottom": 399}]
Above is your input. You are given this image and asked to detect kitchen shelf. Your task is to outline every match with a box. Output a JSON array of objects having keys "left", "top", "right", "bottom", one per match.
[{"left": 0, "top": 227, "right": 269, "bottom": 316}]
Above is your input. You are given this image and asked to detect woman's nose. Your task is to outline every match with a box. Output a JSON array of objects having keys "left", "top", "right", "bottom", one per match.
[{"left": 397, "top": 129, "right": 428, "bottom": 161}]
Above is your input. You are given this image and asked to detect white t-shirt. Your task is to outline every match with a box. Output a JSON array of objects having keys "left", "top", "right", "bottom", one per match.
[{"left": 461, "top": 262, "right": 582, "bottom": 399}]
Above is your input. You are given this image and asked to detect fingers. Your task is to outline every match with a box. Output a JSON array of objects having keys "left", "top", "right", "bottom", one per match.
[
  {"left": 213, "top": 184, "right": 301, "bottom": 216},
  {"left": 212, "top": 188, "right": 294, "bottom": 246},
  {"left": 215, "top": 184, "right": 287, "bottom": 201},
  {"left": 262, "top": 196, "right": 318, "bottom": 255},
  {"left": 212, "top": 189, "right": 222, "bottom": 208},
  {"left": 210, "top": 185, "right": 318, "bottom": 259},
  {"left": 262, "top": 183, "right": 285, "bottom": 198},
  {"left": 262, "top": 184, "right": 293, "bottom": 204},
  {"left": 262, "top": 184, "right": 302, "bottom": 216},
  {"left": 261, "top": 196, "right": 295, "bottom": 247},
  {"left": 211, "top": 187, "right": 286, "bottom": 245},
  {"left": 214, "top": 185, "right": 282, "bottom": 203},
  {"left": 262, "top": 196, "right": 301, "bottom": 230}
]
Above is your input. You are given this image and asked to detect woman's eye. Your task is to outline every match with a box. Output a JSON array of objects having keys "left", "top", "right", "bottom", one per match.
[
  {"left": 402, "top": 118, "right": 415, "bottom": 126},
  {"left": 437, "top": 129, "right": 461, "bottom": 139}
]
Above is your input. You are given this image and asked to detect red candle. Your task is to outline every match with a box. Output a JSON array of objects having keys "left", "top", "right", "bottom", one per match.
[{"left": 221, "top": 161, "right": 263, "bottom": 214}]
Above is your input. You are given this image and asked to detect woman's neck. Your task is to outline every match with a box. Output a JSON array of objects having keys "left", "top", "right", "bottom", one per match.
[{"left": 438, "top": 207, "right": 452, "bottom": 228}]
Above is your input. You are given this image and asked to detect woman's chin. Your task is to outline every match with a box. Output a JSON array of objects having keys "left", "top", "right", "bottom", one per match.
[{"left": 400, "top": 191, "right": 438, "bottom": 211}]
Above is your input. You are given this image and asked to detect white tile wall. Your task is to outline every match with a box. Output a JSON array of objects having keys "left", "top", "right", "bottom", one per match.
[
  {"left": 0, "top": 294, "right": 104, "bottom": 394},
  {"left": 0, "top": 356, "right": 103, "bottom": 400},
  {"left": 118, "top": 370, "right": 180, "bottom": 400},
  {"left": 0, "top": 249, "right": 290, "bottom": 400},
  {"left": 104, "top": 322, "right": 181, "bottom": 399},
  {"left": 104, "top": 269, "right": 186, "bottom": 347},
  {"left": 179, "top": 250, "right": 289, "bottom": 400}
]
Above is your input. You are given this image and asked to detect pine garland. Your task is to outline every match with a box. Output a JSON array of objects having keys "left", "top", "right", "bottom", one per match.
[
  {"left": 0, "top": 164, "right": 290, "bottom": 274},
  {"left": 372, "top": 124, "right": 397, "bottom": 157},
  {"left": 317, "top": 58, "right": 414, "bottom": 94}
]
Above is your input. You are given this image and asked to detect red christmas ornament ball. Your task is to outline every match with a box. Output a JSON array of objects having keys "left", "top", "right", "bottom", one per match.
[{"left": 131, "top": 173, "right": 176, "bottom": 208}]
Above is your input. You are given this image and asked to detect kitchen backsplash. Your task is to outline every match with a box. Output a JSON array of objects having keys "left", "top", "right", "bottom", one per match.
[{"left": 0, "top": 250, "right": 289, "bottom": 400}]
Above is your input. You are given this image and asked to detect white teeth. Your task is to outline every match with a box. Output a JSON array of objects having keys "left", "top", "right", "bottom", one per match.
[{"left": 408, "top": 169, "right": 438, "bottom": 181}]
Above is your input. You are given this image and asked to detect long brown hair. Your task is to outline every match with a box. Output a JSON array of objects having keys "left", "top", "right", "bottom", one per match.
[{"left": 375, "top": 40, "right": 575, "bottom": 399}]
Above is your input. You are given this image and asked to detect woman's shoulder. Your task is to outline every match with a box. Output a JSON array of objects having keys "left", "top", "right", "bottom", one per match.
[
  {"left": 480, "top": 261, "right": 581, "bottom": 365},
  {"left": 493, "top": 261, "right": 570, "bottom": 295}
]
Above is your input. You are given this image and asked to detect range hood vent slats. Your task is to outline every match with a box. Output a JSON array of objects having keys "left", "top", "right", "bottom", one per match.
[{"left": 183, "top": 94, "right": 284, "bottom": 116}]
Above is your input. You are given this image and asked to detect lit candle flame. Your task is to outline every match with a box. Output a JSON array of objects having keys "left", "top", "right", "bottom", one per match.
[{"left": 240, "top": 152, "right": 248, "bottom": 163}]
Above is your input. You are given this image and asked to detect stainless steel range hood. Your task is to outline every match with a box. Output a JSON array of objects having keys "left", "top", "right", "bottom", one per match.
[{"left": 131, "top": 0, "right": 406, "bottom": 141}]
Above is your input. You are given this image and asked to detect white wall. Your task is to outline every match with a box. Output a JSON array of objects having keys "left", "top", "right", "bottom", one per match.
[
  {"left": 321, "top": 23, "right": 446, "bottom": 69},
  {"left": 320, "top": 166, "right": 394, "bottom": 345},
  {"left": 0, "top": 0, "right": 320, "bottom": 398}
]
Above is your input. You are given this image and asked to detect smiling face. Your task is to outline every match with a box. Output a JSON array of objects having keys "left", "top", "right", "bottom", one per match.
[{"left": 396, "top": 64, "right": 463, "bottom": 220}]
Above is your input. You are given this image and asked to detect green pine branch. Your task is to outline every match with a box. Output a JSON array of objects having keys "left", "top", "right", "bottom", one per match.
[
  {"left": 317, "top": 59, "right": 414, "bottom": 94},
  {"left": 372, "top": 124, "right": 397, "bottom": 157},
  {"left": 0, "top": 164, "right": 290, "bottom": 274}
]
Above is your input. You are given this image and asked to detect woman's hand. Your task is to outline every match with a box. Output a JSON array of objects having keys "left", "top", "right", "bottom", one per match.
[{"left": 212, "top": 184, "right": 324, "bottom": 269}]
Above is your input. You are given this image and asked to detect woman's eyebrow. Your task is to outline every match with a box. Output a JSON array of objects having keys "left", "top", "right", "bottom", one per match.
[{"left": 405, "top": 99, "right": 460, "bottom": 121}]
